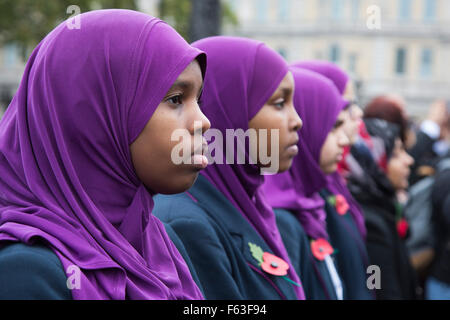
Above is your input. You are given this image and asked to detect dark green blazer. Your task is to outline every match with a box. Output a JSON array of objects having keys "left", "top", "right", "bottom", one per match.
[{"left": 153, "top": 174, "right": 299, "bottom": 300}]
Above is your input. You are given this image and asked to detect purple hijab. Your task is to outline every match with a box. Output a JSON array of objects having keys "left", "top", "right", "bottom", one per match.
[
  {"left": 293, "top": 60, "right": 367, "bottom": 239},
  {"left": 0, "top": 10, "right": 205, "bottom": 300},
  {"left": 292, "top": 60, "right": 350, "bottom": 95},
  {"left": 263, "top": 68, "right": 348, "bottom": 240},
  {"left": 191, "top": 36, "right": 305, "bottom": 300}
]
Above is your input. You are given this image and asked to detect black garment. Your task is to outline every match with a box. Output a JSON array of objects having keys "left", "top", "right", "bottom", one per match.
[
  {"left": 347, "top": 124, "right": 419, "bottom": 300},
  {"left": 320, "top": 189, "right": 375, "bottom": 300},
  {"left": 0, "top": 230, "right": 202, "bottom": 300},
  {"left": 0, "top": 242, "right": 72, "bottom": 300},
  {"left": 274, "top": 208, "right": 339, "bottom": 300},
  {"left": 429, "top": 167, "right": 450, "bottom": 285},
  {"left": 358, "top": 199, "right": 419, "bottom": 300},
  {"left": 408, "top": 130, "right": 439, "bottom": 185},
  {"left": 153, "top": 175, "right": 298, "bottom": 300}
]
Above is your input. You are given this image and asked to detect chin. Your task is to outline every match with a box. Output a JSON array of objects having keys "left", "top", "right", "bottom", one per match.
[
  {"left": 157, "top": 172, "right": 199, "bottom": 195},
  {"left": 323, "top": 164, "right": 337, "bottom": 175},
  {"left": 278, "top": 160, "right": 293, "bottom": 173}
]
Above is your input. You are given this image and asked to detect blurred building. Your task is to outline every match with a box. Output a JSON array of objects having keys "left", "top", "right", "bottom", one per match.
[
  {"left": 0, "top": 44, "right": 25, "bottom": 116},
  {"left": 0, "top": 0, "right": 160, "bottom": 118},
  {"left": 223, "top": 0, "right": 450, "bottom": 118},
  {"left": 2, "top": 0, "right": 449, "bottom": 119}
]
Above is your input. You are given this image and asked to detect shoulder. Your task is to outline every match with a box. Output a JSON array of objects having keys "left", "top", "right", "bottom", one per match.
[
  {"left": 154, "top": 193, "right": 210, "bottom": 223},
  {"left": 360, "top": 204, "right": 395, "bottom": 244},
  {"left": 0, "top": 242, "right": 72, "bottom": 299},
  {"left": 154, "top": 194, "right": 225, "bottom": 249},
  {"left": 274, "top": 208, "right": 306, "bottom": 237}
]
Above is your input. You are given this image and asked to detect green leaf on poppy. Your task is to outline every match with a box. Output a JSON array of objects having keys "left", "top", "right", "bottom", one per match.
[
  {"left": 327, "top": 195, "right": 336, "bottom": 206},
  {"left": 248, "top": 242, "right": 264, "bottom": 265}
]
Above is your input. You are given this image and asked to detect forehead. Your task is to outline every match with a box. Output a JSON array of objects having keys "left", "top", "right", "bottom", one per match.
[
  {"left": 177, "top": 60, "right": 202, "bottom": 80},
  {"left": 394, "top": 137, "right": 404, "bottom": 149},
  {"left": 337, "top": 109, "right": 347, "bottom": 120},
  {"left": 276, "top": 71, "right": 294, "bottom": 91}
]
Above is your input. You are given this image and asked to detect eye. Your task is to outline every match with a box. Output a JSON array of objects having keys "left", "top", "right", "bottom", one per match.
[
  {"left": 273, "top": 98, "right": 285, "bottom": 109},
  {"left": 167, "top": 94, "right": 183, "bottom": 106}
]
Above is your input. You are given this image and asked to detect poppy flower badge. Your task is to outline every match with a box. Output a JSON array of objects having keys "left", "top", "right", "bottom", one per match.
[
  {"left": 248, "top": 242, "right": 301, "bottom": 287},
  {"left": 396, "top": 218, "right": 409, "bottom": 239},
  {"left": 328, "top": 194, "right": 349, "bottom": 215},
  {"left": 394, "top": 202, "right": 410, "bottom": 239},
  {"left": 310, "top": 238, "right": 335, "bottom": 261}
]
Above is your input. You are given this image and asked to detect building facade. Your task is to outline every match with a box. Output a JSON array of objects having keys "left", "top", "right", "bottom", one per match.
[
  {"left": 0, "top": 44, "right": 25, "bottom": 116},
  {"left": 1, "top": 0, "right": 449, "bottom": 118},
  {"left": 223, "top": 0, "right": 450, "bottom": 118}
]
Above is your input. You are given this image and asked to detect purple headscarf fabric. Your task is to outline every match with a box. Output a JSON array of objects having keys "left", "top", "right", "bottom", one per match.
[
  {"left": 263, "top": 68, "right": 348, "bottom": 240},
  {"left": 292, "top": 60, "right": 350, "bottom": 95},
  {"left": 191, "top": 36, "right": 305, "bottom": 300},
  {"left": 0, "top": 9, "right": 205, "bottom": 300},
  {"left": 292, "top": 60, "right": 367, "bottom": 239}
]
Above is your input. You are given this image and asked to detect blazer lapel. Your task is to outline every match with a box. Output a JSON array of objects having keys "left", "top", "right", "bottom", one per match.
[{"left": 187, "top": 175, "right": 297, "bottom": 299}]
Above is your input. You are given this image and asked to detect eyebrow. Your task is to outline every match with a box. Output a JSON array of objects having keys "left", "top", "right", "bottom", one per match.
[
  {"left": 169, "top": 80, "right": 192, "bottom": 91},
  {"left": 333, "top": 118, "right": 345, "bottom": 129},
  {"left": 272, "top": 87, "right": 292, "bottom": 99},
  {"left": 167, "top": 80, "right": 204, "bottom": 98}
]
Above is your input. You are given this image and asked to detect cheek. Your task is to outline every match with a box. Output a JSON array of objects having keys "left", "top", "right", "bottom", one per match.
[
  {"left": 131, "top": 116, "right": 187, "bottom": 186},
  {"left": 387, "top": 160, "right": 406, "bottom": 185},
  {"left": 351, "top": 119, "right": 360, "bottom": 134},
  {"left": 321, "top": 136, "right": 336, "bottom": 160},
  {"left": 270, "top": 115, "right": 289, "bottom": 146}
]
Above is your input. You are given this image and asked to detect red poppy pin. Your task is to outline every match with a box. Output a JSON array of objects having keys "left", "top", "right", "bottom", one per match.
[
  {"left": 328, "top": 194, "right": 349, "bottom": 215},
  {"left": 310, "top": 238, "right": 334, "bottom": 261},
  {"left": 248, "top": 242, "right": 301, "bottom": 287},
  {"left": 397, "top": 218, "right": 409, "bottom": 239}
]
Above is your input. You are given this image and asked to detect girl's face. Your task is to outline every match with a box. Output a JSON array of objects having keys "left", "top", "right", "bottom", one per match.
[
  {"left": 387, "top": 138, "right": 414, "bottom": 191},
  {"left": 248, "top": 71, "right": 303, "bottom": 174},
  {"left": 319, "top": 110, "right": 350, "bottom": 174},
  {"left": 342, "top": 80, "right": 363, "bottom": 145},
  {"left": 130, "top": 60, "right": 211, "bottom": 194}
]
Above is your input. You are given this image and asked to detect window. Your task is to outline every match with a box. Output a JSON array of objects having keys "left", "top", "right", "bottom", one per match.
[
  {"left": 279, "top": 0, "right": 290, "bottom": 22},
  {"left": 424, "top": 0, "right": 436, "bottom": 21},
  {"left": 351, "top": 0, "right": 360, "bottom": 20},
  {"left": 256, "top": 0, "right": 269, "bottom": 23},
  {"left": 348, "top": 53, "right": 358, "bottom": 73},
  {"left": 331, "top": 0, "right": 343, "bottom": 20},
  {"left": 420, "top": 48, "right": 433, "bottom": 77},
  {"left": 399, "top": 0, "right": 411, "bottom": 20},
  {"left": 395, "top": 47, "right": 407, "bottom": 75},
  {"left": 229, "top": 0, "right": 238, "bottom": 12},
  {"left": 329, "top": 44, "right": 341, "bottom": 63},
  {"left": 3, "top": 44, "right": 18, "bottom": 68}
]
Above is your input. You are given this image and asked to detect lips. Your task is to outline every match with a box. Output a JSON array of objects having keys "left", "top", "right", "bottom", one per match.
[
  {"left": 191, "top": 141, "right": 208, "bottom": 157},
  {"left": 190, "top": 141, "right": 209, "bottom": 170}
]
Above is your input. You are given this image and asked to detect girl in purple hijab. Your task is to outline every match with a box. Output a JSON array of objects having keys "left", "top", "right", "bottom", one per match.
[
  {"left": 0, "top": 10, "right": 210, "bottom": 300},
  {"left": 154, "top": 36, "right": 305, "bottom": 300},
  {"left": 292, "top": 60, "right": 367, "bottom": 239},
  {"left": 277, "top": 61, "right": 373, "bottom": 299},
  {"left": 262, "top": 67, "right": 349, "bottom": 300}
]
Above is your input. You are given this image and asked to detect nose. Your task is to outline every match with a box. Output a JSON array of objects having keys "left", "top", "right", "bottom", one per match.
[
  {"left": 338, "top": 129, "right": 351, "bottom": 147},
  {"left": 404, "top": 151, "right": 414, "bottom": 167},
  {"left": 190, "top": 103, "right": 211, "bottom": 135},
  {"left": 290, "top": 105, "right": 303, "bottom": 132},
  {"left": 353, "top": 104, "right": 363, "bottom": 120}
]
